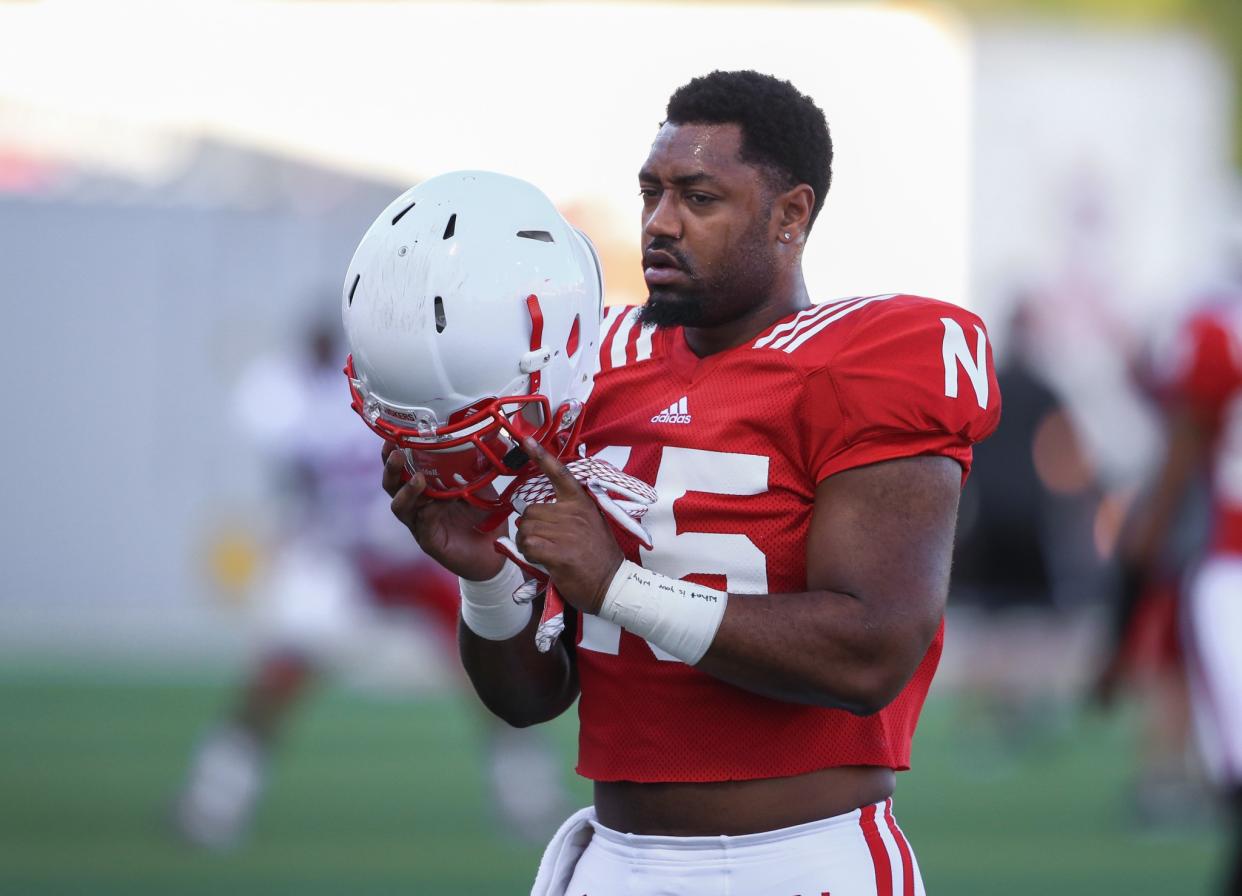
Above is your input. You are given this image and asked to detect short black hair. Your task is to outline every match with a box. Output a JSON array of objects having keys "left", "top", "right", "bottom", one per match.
[{"left": 664, "top": 70, "right": 832, "bottom": 229}]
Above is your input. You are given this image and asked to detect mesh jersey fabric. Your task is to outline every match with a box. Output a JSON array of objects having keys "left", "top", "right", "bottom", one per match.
[{"left": 572, "top": 295, "right": 1001, "bottom": 782}]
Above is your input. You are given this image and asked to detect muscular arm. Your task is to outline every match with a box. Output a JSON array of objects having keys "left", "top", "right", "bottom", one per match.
[
  {"left": 458, "top": 602, "right": 579, "bottom": 728},
  {"left": 380, "top": 442, "right": 578, "bottom": 728},
  {"left": 516, "top": 441, "right": 961, "bottom": 718},
  {"left": 696, "top": 455, "right": 960, "bottom": 715}
]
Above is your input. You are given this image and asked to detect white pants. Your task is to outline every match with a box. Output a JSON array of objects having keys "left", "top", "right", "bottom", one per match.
[
  {"left": 532, "top": 799, "right": 925, "bottom": 896},
  {"left": 1184, "top": 556, "right": 1242, "bottom": 787}
]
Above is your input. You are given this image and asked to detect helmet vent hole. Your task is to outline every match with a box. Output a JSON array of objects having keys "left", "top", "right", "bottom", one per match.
[
  {"left": 348, "top": 274, "right": 360, "bottom": 307},
  {"left": 443, "top": 214, "right": 457, "bottom": 240},
  {"left": 391, "top": 200, "right": 417, "bottom": 226},
  {"left": 566, "top": 314, "right": 581, "bottom": 357},
  {"left": 516, "top": 230, "right": 555, "bottom": 243},
  {"left": 434, "top": 295, "right": 446, "bottom": 333}
]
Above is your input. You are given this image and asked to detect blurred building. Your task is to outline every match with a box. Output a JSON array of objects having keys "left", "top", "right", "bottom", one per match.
[{"left": 0, "top": 124, "right": 407, "bottom": 664}]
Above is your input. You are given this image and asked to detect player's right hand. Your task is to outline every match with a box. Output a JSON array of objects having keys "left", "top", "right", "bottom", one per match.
[{"left": 381, "top": 441, "right": 506, "bottom": 582}]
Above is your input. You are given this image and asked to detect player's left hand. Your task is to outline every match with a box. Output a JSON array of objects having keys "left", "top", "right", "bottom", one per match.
[{"left": 513, "top": 437, "right": 625, "bottom": 615}]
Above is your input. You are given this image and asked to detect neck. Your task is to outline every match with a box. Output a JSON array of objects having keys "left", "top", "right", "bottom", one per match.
[{"left": 682, "top": 268, "right": 810, "bottom": 357}]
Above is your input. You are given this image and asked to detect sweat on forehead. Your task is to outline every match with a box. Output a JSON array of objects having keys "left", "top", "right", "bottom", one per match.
[{"left": 640, "top": 123, "right": 760, "bottom": 182}]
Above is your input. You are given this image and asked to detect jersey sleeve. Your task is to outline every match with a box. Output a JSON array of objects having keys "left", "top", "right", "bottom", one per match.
[
  {"left": 806, "top": 296, "right": 1002, "bottom": 482},
  {"left": 1161, "top": 312, "right": 1238, "bottom": 424}
]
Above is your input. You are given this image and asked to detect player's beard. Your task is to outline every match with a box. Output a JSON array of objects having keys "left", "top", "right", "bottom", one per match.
[
  {"left": 639, "top": 216, "right": 778, "bottom": 331},
  {"left": 639, "top": 285, "right": 706, "bottom": 328}
]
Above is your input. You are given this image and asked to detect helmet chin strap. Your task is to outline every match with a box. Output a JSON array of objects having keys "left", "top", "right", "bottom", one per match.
[
  {"left": 500, "top": 297, "right": 549, "bottom": 473},
  {"left": 520, "top": 293, "right": 588, "bottom": 461},
  {"left": 523, "top": 294, "right": 546, "bottom": 396}
]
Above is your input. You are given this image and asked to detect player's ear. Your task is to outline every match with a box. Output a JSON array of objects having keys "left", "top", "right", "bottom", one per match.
[{"left": 773, "top": 183, "right": 814, "bottom": 245}]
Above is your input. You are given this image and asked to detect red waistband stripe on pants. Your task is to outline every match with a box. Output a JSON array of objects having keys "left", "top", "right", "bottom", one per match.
[{"left": 860, "top": 798, "right": 916, "bottom": 896}]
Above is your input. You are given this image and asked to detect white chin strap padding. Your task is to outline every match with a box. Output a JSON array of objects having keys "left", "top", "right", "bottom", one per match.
[{"left": 519, "top": 349, "right": 554, "bottom": 374}]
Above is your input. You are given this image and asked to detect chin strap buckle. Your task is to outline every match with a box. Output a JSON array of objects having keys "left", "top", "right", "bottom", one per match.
[{"left": 519, "top": 348, "right": 553, "bottom": 374}]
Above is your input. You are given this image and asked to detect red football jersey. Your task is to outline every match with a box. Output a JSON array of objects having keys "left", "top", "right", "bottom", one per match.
[
  {"left": 1163, "top": 299, "right": 1242, "bottom": 555},
  {"left": 573, "top": 294, "right": 1001, "bottom": 783}
]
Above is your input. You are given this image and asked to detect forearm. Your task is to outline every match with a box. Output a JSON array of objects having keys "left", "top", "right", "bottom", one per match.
[
  {"left": 593, "top": 561, "right": 934, "bottom": 716},
  {"left": 695, "top": 589, "right": 934, "bottom": 715},
  {"left": 376, "top": 443, "right": 582, "bottom": 723},
  {"left": 694, "top": 454, "right": 956, "bottom": 715},
  {"left": 459, "top": 597, "right": 579, "bottom": 728}
]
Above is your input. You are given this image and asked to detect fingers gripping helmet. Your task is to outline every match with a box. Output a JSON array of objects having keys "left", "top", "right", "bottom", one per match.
[{"left": 342, "top": 171, "right": 603, "bottom": 507}]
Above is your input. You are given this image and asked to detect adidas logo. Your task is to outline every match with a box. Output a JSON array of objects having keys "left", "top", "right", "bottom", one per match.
[{"left": 651, "top": 396, "right": 692, "bottom": 424}]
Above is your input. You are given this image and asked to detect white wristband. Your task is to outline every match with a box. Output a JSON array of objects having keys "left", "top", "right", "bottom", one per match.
[
  {"left": 459, "top": 560, "right": 531, "bottom": 641},
  {"left": 597, "top": 560, "right": 728, "bottom": 665}
]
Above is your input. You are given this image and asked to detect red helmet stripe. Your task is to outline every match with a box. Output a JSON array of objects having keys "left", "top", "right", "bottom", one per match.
[{"left": 525, "top": 294, "right": 544, "bottom": 395}]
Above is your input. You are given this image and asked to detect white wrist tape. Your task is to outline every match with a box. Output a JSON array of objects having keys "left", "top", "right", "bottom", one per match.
[
  {"left": 597, "top": 560, "right": 728, "bottom": 665},
  {"left": 459, "top": 560, "right": 531, "bottom": 641}
]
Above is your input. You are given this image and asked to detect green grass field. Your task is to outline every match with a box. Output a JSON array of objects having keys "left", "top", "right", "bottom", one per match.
[{"left": 0, "top": 666, "right": 1225, "bottom": 895}]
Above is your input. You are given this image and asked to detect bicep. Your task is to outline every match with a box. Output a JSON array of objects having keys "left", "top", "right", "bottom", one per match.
[{"left": 807, "top": 455, "right": 962, "bottom": 644}]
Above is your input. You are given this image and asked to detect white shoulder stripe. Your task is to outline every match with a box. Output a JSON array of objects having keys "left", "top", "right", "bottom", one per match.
[
  {"left": 599, "top": 304, "right": 630, "bottom": 368},
  {"left": 600, "top": 304, "right": 628, "bottom": 338},
  {"left": 779, "top": 294, "right": 898, "bottom": 354},
  {"left": 768, "top": 295, "right": 878, "bottom": 351},
  {"left": 753, "top": 296, "right": 862, "bottom": 349},
  {"left": 609, "top": 308, "right": 644, "bottom": 369},
  {"left": 634, "top": 318, "right": 655, "bottom": 363}
]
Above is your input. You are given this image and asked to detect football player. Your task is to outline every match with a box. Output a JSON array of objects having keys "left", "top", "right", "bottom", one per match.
[
  {"left": 1116, "top": 295, "right": 1242, "bottom": 894},
  {"left": 361, "top": 72, "right": 1001, "bottom": 894}
]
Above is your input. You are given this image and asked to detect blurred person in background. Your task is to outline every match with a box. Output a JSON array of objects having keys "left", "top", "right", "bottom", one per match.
[
  {"left": 951, "top": 297, "right": 1103, "bottom": 755},
  {"left": 174, "top": 317, "right": 567, "bottom": 850},
  {"left": 1091, "top": 336, "right": 1210, "bottom": 831},
  {"left": 1112, "top": 277, "right": 1242, "bottom": 892}
]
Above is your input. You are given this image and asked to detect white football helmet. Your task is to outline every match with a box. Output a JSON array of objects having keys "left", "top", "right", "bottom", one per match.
[{"left": 342, "top": 171, "right": 603, "bottom": 508}]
